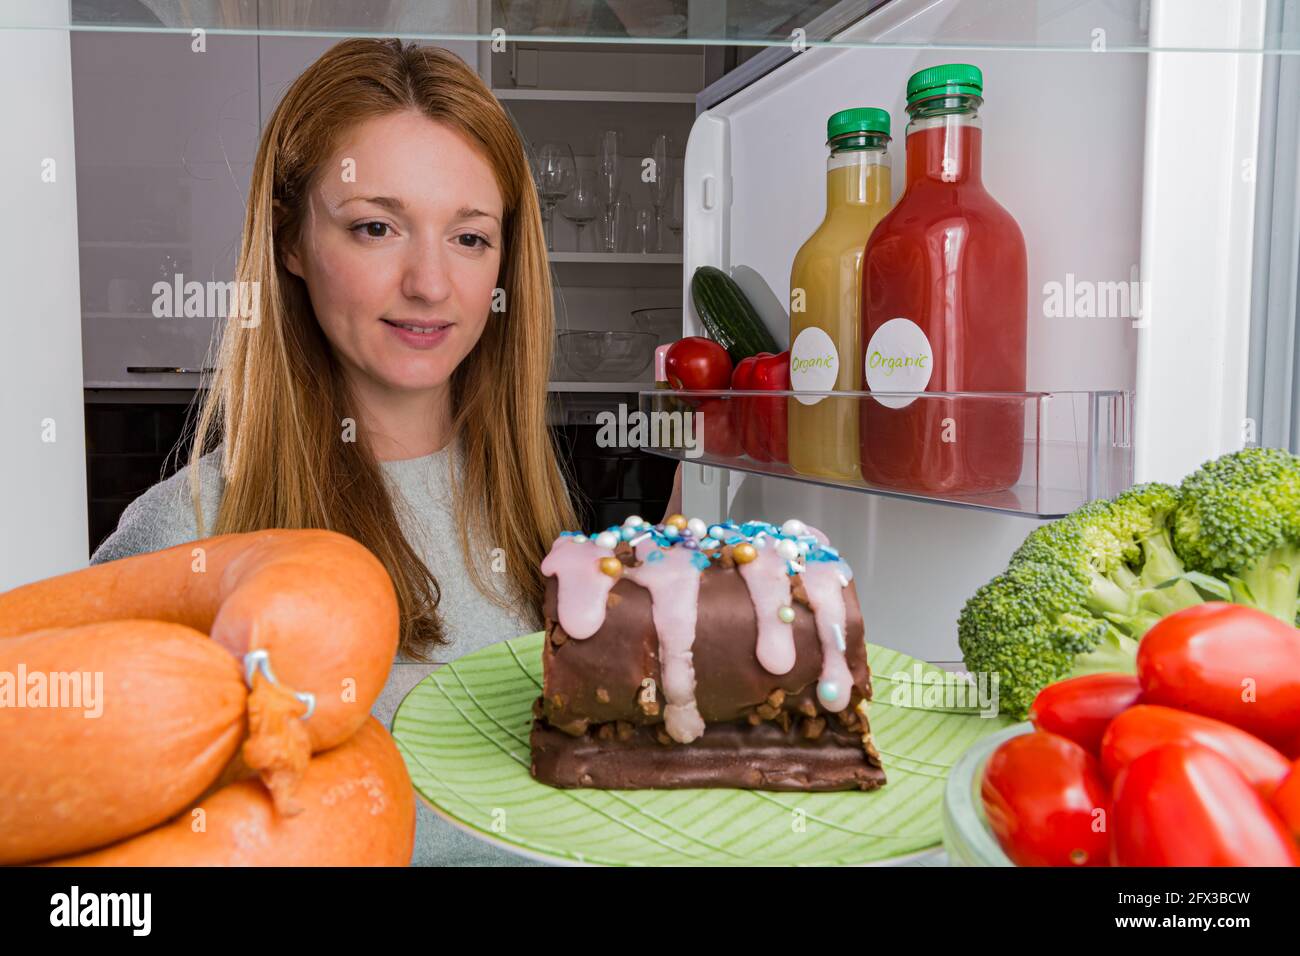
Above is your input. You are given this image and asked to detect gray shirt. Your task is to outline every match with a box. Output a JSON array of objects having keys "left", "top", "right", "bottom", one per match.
[{"left": 91, "top": 439, "right": 548, "bottom": 867}]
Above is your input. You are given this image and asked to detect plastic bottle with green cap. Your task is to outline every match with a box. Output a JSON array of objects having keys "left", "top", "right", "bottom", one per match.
[
  {"left": 788, "top": 106, "right": 893, "bottom": 480},
  {"left": 858, "top": 63, "right": 1028, "bottom": 495}
]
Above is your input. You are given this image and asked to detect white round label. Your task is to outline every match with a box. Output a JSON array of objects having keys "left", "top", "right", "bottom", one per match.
[
  {"left": 864, "top": 318, "right": 933, "bottom": 409},
  {"left": 789, "top": 326, "right": 839, "bottom": 406}
]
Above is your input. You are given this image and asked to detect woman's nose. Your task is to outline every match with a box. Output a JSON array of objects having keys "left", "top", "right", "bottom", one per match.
[{"left": 399, "top": 241, "right": 454, "bottom": 304}]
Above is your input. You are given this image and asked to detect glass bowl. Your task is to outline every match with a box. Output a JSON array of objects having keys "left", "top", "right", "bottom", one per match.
[
  {"left": 630, "top": 307, "right": 681, "bottom": 346},
  {"left": 941, "top": 721, "right": 1033, "bottom": 866},
  {"left": 558, "top": 330, "right": 656, "bottom": 380}
]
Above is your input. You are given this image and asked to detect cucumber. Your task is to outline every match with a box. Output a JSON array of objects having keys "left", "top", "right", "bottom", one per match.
[{"left": 690, "top": 265, "right": 780, "bottom": 362}]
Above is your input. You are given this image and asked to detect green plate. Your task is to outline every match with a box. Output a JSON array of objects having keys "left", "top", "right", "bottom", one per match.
[{"left": 393, "top": 631, "right": 1015, "bottom": 866}]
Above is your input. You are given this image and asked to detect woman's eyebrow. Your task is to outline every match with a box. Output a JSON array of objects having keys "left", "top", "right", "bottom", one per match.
[
  {"left": 338, "top": 195, "right": 404, "bottom": 212},
  {"left": 456, "top": 206, "right": 501, "bottom": 223},
  {"left": 335, "top": 196, "right": 498, "bottom": 224}
]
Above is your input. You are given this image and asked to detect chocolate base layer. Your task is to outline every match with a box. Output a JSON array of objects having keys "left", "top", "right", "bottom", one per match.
[{"left": 530, "top": 717, "right": 887, "bottom": 792}]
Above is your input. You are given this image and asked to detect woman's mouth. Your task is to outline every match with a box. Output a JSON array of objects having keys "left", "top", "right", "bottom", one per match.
[{"left": 382, "top": 318, "right": 452, "bottom": 350}]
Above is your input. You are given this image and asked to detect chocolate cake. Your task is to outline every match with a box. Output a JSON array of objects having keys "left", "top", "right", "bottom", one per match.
[{"left": 529, "top": 515, "right": 886, "bottom": 791}]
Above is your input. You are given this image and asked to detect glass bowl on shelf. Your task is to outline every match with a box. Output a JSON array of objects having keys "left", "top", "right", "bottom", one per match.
[
  {"left": 941, "top": 721, "right": 1032, "bottom": 866},
  {"left": 630, "top": 306, "right": 680, "bottom": 345},
  {"left": 558, "top": 330, "right": 656, "bottom": 380}
]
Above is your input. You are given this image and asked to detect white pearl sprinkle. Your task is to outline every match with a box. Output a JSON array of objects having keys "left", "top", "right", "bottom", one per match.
[
  {"left": 573, "top": 534, "right": 588, "bottom": 543},
  {"left": 781, "top": 519, "right": 807, "bottom": 537},
  {"left": 818, "top": 681, "right": 840, "bottom": 703},
  {"left": 777, "top": 605, "right": 795, "bottom": 624},
  {"left": 775, "top": 539, "right": 800, "bottom": 561},
  {"left": 594, "top": 531, "right": 619, "bottom": 550},
  {"left": 624, "top": 515, "right": 644, "bottom": 528},
  {"left": 687, "top": 518, "right": 709, "bottom": 540}
]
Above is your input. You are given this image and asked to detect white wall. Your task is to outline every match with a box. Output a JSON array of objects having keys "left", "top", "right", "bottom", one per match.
[{"left": 0, "top": 3, "right": 89, "bottom": 588}]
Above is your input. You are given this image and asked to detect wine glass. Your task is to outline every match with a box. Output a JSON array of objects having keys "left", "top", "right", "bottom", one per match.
[
  {"left": 667, "top": 163, "right": 684, "bottom": 248},
  {"left": 596, "top": 129, "right": 622, "bottom": 253},
  {"left": 648, "top": 133, "right": 673, "bottom": 252},
  {"left": 633, "top": 207, "right": 653, "bottom": 254},
  {"left": 536, "top": 142, "right": 576, "bottom": 251},
  {"left": 559, "top": 169, "right": 598, "bottom": 252}
]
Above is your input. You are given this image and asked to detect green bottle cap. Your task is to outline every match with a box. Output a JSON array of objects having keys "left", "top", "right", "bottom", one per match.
[
  {"left": 906, "top": 63, "right": 983, "bottom": 104},
  {"left": 826, "top": 107, "right": 891, "bottom": 143}
]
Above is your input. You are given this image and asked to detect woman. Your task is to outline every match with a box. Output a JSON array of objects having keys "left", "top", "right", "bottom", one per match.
[{"left": 93, "top": 37, "right": 680, "bottom": 866}]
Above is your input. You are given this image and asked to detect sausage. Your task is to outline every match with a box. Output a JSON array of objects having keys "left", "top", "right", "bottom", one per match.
[
  {"left": 0, "top": 620, "right": 247, "bottom": 865},
  {"left": 42, "top": 717, "right": 416, "bottom": 867},
  {"left": 0, "top": 529, "right": 399, "bottom": 811}
]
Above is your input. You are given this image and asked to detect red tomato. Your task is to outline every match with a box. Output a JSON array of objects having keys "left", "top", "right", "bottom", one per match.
[
  {"left": 1272, "top": 759, "right": 1300, "bottom": 840},
  {"left": 1100, "top": 704, "right": 1291, "bottom": 798},
  {"left": 1111, "top": 741, "right": 1300, "bottom": 866},
  {"left": 1137, "top": 602, "right": 1300, "bottom": 751},
  {"left": 1029, "top": 673, "right": 1142, "bottom": 755},
  {"left": 696, "top": 398, "right": 741, "bottom": 458},
  {"left": 665, "top": 337, "right": 732, "bottom": 391},
  {"left": 980, "top": 731, "right": 1110, "bottom": 867}
]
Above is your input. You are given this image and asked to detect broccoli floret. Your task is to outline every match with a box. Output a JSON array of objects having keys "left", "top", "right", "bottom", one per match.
[
  {"left": 1009, "top": 486, "right": 1201, "bottom": 637},
  {"left": 1173, "top": 447, "right": 1300, "bottom": 623},
  {"left": 957, "top": 560, "right": 1139, "bottom": 719}
]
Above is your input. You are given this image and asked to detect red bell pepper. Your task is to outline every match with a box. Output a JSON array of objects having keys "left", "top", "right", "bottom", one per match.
[{"left": 730, "top": 351, "right": 790, "bottom": 464}]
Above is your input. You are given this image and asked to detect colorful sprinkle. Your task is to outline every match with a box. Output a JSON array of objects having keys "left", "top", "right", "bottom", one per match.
[
  {"left": 818, "top": 681, "right": 840, "bottom": 704},
  {"left": 599, "top": 556, "right": 623, "bottom": 578},
  {"left": 777, "top": 605, "right": 795, "bottom": 624},
  {"left": 732, "top": 542, "right": 758, "bottom": 564}
]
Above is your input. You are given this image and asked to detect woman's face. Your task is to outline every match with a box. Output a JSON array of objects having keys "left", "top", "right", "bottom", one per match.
[{"left": 284, "top": 109, "right": 505, "bottom": 397}]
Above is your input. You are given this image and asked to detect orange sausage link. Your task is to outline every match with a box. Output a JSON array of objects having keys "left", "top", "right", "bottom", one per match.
[
  {"left": 0, "top": 530, "right": 400, "bottom": 809},
  {"left": 43, "top": 718, "right": 416, "bottom": 866},
  {"left": 0, "top": 620, "right": 247, "bottom": 865},
  {"left": 0, "top": 529, "right": 398, "bottom": 748}
]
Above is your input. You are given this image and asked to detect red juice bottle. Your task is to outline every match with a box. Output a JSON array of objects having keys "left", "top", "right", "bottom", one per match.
[{"left": 858, "top": 64, "right": 1027, "bottom": 494}]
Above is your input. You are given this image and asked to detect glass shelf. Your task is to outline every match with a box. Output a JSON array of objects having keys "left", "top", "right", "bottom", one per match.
[
  {"left": 6, "top": 1, "right": 1297, "bottom": 55},
  {"left": 635, "top": 388, "right": 1133, "bottom": 518}
]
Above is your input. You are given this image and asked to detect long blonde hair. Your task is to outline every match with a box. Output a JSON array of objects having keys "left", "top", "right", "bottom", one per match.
[{"left": 188, "top": 38, "right": 577, "bottom": 660}]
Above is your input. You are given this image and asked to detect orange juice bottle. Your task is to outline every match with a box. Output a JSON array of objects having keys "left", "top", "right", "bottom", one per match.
[{"left": 789, "top": 108, "right": 892, "bottom": 480}]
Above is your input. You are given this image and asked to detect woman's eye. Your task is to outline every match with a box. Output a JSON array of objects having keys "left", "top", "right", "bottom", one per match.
[
  {"left": 351, "top": 221, "right": 391, "bottom": 240},
  {"left": 457, "top": 233, "right": 490, "bottom": 249}
]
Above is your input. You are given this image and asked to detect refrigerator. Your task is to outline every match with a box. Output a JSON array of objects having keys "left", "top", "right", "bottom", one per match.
[
  {"left": 0, "top": 0, "right": 1298, "bottom": 876},
  {"left": 1, "top": 0, "right": 1297, "bottom": 655}
]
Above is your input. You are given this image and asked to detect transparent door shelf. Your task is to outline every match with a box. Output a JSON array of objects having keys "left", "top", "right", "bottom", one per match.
[{"left": 636, "top": 389, "right": 1133, "bottom": 518}]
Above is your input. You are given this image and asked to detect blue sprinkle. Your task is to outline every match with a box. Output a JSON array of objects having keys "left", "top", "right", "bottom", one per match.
[
  {"left": 691, "top": 553, "right": 711, "bottom": 571},
  {"left": 646, "top": 550, "right": 665, "bottom": 563}
]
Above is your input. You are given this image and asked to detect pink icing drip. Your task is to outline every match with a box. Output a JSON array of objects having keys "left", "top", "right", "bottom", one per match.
[
  {"left": 804, "top": 524, "right": 831, "bottom": 547},
  {"left": 541, "top": 535, "right": 618, "bottom": 639},
  {"left": 625, "top": 541, "right": 706, "bottom": 743},
  {"left": 799, "top": 559, "right": 856, "bottom": 713},
  {"left": 736, "top": 542, "right": 797, "bottom": 675}
]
